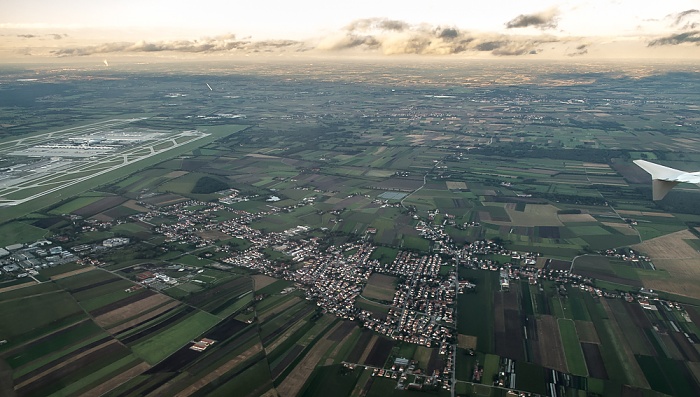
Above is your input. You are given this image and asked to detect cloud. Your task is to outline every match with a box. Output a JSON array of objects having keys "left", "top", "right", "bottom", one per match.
[
  {"left": 648, "top": 30, "right": 700, "bottom": 46},
  {"left": 505, "top": 8, "right": 559, "bottom": 29},
  {"left": 672, "top": 9, "right": 699, "bottom": 28},
  {"left": 316, "top": 33, "right": 380, "bottom": 51},
  {"left": 437, "top": 27, "right": 459, "bottom": 39},
  {"left": 16, "top": 33, "right": 66, "bottom": 40},
  {"left": 37, "top": 19, "right": 570, "bottom": 58},
  {"left": 315, "top": 19, "right": 556, "bottom": 56},
  {"left": 647, "top": 10, "right": 700, "bottom": 46},
  {"left": 51, "top": 34, "right": 307, "bottom": 56},
  {"left": 472, "top": 40, "right": 546, "bottom": 56},
  {"left": 345, "top": 18, "right": 410, "bottom": 32},
  {"left": 567, "top": 44, "right": 588, "bottom": 56}
]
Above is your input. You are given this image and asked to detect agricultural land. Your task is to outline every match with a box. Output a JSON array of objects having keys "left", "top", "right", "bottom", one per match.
[{"left": 1, "top": 60, "right": 700, "bottom": 397}]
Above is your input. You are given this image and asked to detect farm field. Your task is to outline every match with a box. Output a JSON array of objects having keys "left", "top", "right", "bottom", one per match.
[{"left": 1, "top": 61, "right": 700, "bottom": 397}]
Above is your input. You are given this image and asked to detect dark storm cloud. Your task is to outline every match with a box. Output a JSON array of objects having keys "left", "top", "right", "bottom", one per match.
[
  {"left": 505, "top": 8, "right": 559, "bottom": 29},
  {"left": 648, "top": 30, "right": 700, "bottom": 46},
  {"left": 51, "top": 35, "right": 306, "bottom": 56}
]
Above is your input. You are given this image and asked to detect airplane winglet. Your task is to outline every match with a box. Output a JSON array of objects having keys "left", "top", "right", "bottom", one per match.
[
  {"left": 651, "top": 179, "right": 679, "bottom": 201},
  {"left": 633, "top": 159, "right": 686, "bottom": 200}
]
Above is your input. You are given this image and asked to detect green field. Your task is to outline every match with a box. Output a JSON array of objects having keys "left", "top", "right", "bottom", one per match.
[
  {"left": 458, "top": 269, "right": 496, "bottom": 353},
  {"left": 47, "top": 196, "right": 105, "bottom": 215},
  {"left": 0, "top": 221, "right": 49, "bottom": 245},
  {"left": 558, "top": 319, "right": 588, "bottom": 376},
  {"left": 515, "top": 361, "right": 547, "bottom": 395},
  {"left": 131, "top": 310, "right": 220, "bottom": 364},
  {"left": 4, "top": 320, "right": 105, "bottom": 369},
  {"left": 0, "top": 291, "right": 85, "bottom": 348},
  {"left": 481, "top": 354, "right": 500, "bottom": 386},
  {"left": 2, "top": 61, "right": 700, "bottom": 397}
]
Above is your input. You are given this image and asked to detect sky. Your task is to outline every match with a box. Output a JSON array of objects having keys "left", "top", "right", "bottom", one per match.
[{"left": 1, "top": 0, "right": 699, "bottom": 60}]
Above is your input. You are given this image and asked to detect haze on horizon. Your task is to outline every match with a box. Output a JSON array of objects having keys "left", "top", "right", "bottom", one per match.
[{"left": 1, "top": 0, "right": 699, "bottom": 61}]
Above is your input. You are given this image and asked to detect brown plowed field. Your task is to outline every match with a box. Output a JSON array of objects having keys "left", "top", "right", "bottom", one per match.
[
  {"left": 170, "top": 343, "right": 263, "bottom": 397},
  {"left": 623, "top": 301, "right": 653, "bottom": 330},
  {"left": 196, "top": 230, "right": 231, "bottom": 241},
  {"left": 81, "top": 362, "right": 150, "bottom": 397},
  {"left": 122, "top": 199, "right": 149, "bottom": 212},
  {"left": 559, "top": 213, "right": 596, "bottom": 223},
  {"left": 325, "top": 324, "right": 358, "bottom": 365},
  {"left": 14, "top": 339, "right": 123, "bottom": 391},
  {"left": 364, "top": 337, "right": 393, "bottom": 368},
  {"left": 526, "top": 316, "right": 542, "bottom": 365},
  {"left": 264, "top": 320, "right": 307, "bottom": 355},
  {"left": 671, "top": 331, "right": 700, "bottom": 362},
  {"left": 574, "top": 320, "right": 600, "bottom": 344},
  {"left": 142, "top": 193, "right": 187, "bottom": 207},
  {"left": 493, "top": 293, "right": 505, "bottom": 333},
  {"left": 633, "top": 229, "right": 700, "bottom": 297},
  {"left": 90, "top": 290, "right": 160, "bottom": 320},
  {"left": 49, "top": 266, "right": 95, "bottom": 280},
  {"left": 259, "top": 297, "right": 301, "bottom": 322},
  {"left": 106, "top": 300, "right": 181, "bottom": 334},
  {"left": 362, "top": 274, "right": 398, "bottom": 301},
  {"left": 252, "top": 274, "right": 277, "bottom": 291},
  {"left": 502, "top": 309, "right": 525, "bottom": 361},
  {"left": 271, "top": 345, "right": 305, "bottom": 379},
  {"left": 537, "top": 315, "right": 567, "bottom": 373},
  {"left": 0, "top": 281, "right": 36, "bottom": 294},
  {"left": 73, "top": 196, "right": 127, "bottom": 216},
  {"left": 458, "top": 334, "right": 477, "bottom": 349},
  {"left": 633, "top": 230, "right": 700, "bottom": 260},
  {"left": 502, "top": 284, "right": 520, "bottom": 310},
  {"left": 581, "top": 342, "right": 608, "bottom": 379},
  {"left": 358, "top": 334, "right": 378, "bottom": 365},
  {"left": 618, "top": 210, "right": 675, "bottom": 218},
  {"left": 276, "top": 322, "right": 343, "bottom": 397},
  {"left": 328, "top": 321, "right": 356, "bottom": 342}
]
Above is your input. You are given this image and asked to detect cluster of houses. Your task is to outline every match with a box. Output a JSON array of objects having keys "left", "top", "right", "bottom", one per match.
[
  {"left": 121, "top": 199, "right": 462, "bottom": 381},
  {"left": 0, "top": 241, "right": 75, "bottom": 279}
]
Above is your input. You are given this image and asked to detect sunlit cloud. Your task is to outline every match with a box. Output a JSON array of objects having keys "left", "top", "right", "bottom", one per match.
[
  {"left": 51, "top": 35, "right": 307, "bottom": 56},
  {"left": 315, "top": 19, "right": 560, "bottom": 56}
]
